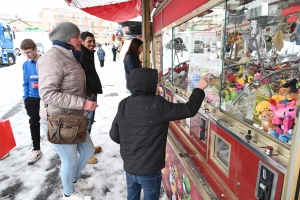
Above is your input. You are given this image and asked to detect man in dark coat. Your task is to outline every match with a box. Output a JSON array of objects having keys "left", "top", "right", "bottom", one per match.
[
  {"left": 81, "top": 31, "right": 103, "bottom": 164},
  {"left": 109, "top": 68, "right": 209, "bottom": 199},
  {"left": 112, "top": 45, "right": 117, "bottom": 61}
]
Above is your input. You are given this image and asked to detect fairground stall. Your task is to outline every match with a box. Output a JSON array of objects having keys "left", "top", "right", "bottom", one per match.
[
  {"left": 152, "top": 0, "right": 300, "bottom": 199},
  {"left": 63, "top": 0, "right": 300, "bottom": 199}
]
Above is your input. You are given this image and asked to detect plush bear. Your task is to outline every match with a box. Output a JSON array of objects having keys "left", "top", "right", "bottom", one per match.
[{"left": 259, "top": 111, "right": 277, "bottom": 132}]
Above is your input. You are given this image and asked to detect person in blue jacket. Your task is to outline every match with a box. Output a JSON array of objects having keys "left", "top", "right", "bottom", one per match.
[
  {"left": 21, "top": 39, "right": 43, "bottom": 165},
  {"left": 123, "top": 38, "right": 143, "bottom": 81},
  {"left": 97, "top": 45, "right": 105, "bottom": 67}
]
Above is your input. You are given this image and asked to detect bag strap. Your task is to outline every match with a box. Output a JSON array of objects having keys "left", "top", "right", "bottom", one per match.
[{"left": 44, "top": 104, "right": 49, "bottom": 120}]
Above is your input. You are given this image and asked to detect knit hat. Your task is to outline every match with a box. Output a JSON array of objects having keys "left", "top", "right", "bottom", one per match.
[{"left": 49, "top": 22, "right": 80, "bottom": 43}]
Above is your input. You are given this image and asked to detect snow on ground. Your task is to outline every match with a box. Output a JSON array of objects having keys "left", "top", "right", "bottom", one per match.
[{"left": 0, "top": 46, "right": 167, "bottom": 200}]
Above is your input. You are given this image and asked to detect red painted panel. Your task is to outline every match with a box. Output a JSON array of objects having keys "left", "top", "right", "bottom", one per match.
[
  {"left": 162, "top": 141, "right": 204, "bottom": 199},
  {"left": 162, "top": 0, "right": 209, "bottom": 28},
  {"left": 169, "top": 124, "right": 232, "bottom": 199},
  {"left": 153, "top": 11, "right": 162, "bottom": 34},
  {"left": 236, "top": 145, "right": 285, "bottom": 200},
  {"left": 208, "top": 122, "right": 239, "bottom": 194}
]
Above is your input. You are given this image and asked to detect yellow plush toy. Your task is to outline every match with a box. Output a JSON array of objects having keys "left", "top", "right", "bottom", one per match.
[{"left": 254, "top": 101, "right": 271, "bottom": 115}]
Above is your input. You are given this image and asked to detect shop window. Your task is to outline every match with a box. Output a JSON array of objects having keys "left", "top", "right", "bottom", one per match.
[{"left": 210, "top": 131, "right": 231, "bottom": 177}]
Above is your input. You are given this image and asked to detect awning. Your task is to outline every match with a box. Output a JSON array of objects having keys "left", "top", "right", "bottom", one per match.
[
  {"left": 65, "top": 0, "right": 142, "bottom": 22},
  {"left": 65, "top": 0, "right": 160, "bottom": 22}
]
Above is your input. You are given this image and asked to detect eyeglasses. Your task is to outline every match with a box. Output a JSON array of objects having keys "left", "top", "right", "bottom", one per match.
[{"left": 22, "top": 49, "right": 35, "bottom": 55}]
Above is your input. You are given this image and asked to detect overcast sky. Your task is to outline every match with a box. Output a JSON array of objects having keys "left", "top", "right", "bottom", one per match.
[{"left": 0, "top": 0, "right": 71, "bottom": 19}]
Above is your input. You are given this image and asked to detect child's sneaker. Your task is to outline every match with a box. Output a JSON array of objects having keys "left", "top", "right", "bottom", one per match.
[
  {"left": 62, "top": 192, "right": 91, "bottom": 200},
  {"left": 74, "top": 179, "right": 93, "bottom": 190},
  {"left": 27, "top": 150, "right": 43, "bottom": 165}
]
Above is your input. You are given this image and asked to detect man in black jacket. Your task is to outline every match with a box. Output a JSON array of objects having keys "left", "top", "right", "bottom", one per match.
[
  {"left": 81, "top": 32, "right": 103, "bottom": 164},
  {"left": 109, "top": 68, "right": 209, "bottom": 200}
]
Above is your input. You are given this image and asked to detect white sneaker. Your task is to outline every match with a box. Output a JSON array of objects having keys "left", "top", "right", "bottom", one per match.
[
  {"left": 27, "top": 150, "right": 43, "bottom": 165},
  {"left": 62, "top": 192, "right": 91, "bottom": 200},
  {"left": 74, "top": 179, "right": 94, "bottom": 190}
]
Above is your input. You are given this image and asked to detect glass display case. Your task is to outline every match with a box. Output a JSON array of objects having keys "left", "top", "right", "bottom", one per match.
[
  {"left": 161, "top": 4, "right": 226, "bottom": 107},
  {"left": 221, "top": 0, "right": 300, "bottom": 145},
  {"left": 156, "top": 0, "right": 300, "bottom": 146}
]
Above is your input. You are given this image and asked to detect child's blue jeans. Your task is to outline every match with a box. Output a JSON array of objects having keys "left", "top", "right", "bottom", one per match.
[{"left": 126, "top": 171, "right": 162, "bottom": 200}]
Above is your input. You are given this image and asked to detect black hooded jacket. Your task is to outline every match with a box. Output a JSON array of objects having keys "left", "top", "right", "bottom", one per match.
[
  {"left": 80, "top": 45, "right": 103, "bottom": 96},
  {"left": 109, "top": 68, "right": 205, "bottom": 176}
]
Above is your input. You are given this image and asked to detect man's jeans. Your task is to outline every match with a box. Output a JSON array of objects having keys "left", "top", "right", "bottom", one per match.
[
  {"left": 85, "top": 94, "right": 97, "bottom": 135},
  {"left": 40, "top": 119, "right": 95, "bottom": 196},
  {"left": 126, "top": 171, "right": 162, "bottom": 200}
]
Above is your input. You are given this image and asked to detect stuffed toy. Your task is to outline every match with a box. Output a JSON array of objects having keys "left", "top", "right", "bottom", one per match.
[
  {"left": 259, "top": 111, "right": 277, "bottom": 132},
  {"left": 270, "top": 100, "right": 297, "bottom": 143},
  {"left": 254, "top": 101, "right": 271, "bottom": 115}
]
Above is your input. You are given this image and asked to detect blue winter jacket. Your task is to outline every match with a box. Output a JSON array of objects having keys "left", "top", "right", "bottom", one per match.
[
  {"left": 97, "top": 49, "right": 105, "bottom": 61},
  {"left": 124, "top": 54, "right": 142, "bottom": 80},
  {"left": 22, "top": 60, "right": 40, "bottom": 100}
]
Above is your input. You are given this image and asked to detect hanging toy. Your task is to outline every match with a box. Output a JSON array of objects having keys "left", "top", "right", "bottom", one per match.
[{"left": 272, "top": 23, "right": 284, "bottom": 51}]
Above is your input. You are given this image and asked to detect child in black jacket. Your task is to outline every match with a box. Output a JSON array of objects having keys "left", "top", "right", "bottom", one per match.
[{"left": 109, "top": 68, "right": 209, "bottom": 200}]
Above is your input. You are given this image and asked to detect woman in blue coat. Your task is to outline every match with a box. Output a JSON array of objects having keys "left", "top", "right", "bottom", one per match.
[{"left": 123, "top": 38, "right": 143, "bottom": 80}]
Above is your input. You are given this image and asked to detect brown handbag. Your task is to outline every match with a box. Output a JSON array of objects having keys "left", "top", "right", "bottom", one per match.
[{"left": 47, "top": 114, "right": 88, "bottom": 144}]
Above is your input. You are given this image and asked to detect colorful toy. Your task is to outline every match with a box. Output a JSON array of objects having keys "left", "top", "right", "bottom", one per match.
[
  {"left": 269, "top": 94, "right": 286, "bottom": 106},
  {"left": 191, "top": 74, "right": 200, "bottom": 87},
  {"left": 223, "top": 89, "right": 238, "bottom": 102},
  {"left": 253, "top": 101, "right": 271, "bottom": 115},
  {"left": 253, "top": 72, "right": 263, "bottom": 81},
  {"left": 259, "top": 111, "right": 277, "bottom": 132},
  {"left": 270, "top": 101, "right": 297, "bottom": 142}
]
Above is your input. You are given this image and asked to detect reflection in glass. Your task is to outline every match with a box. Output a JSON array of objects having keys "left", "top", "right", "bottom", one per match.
[{"left": 216, "top": 137, "right": 230, "bottom": 167}]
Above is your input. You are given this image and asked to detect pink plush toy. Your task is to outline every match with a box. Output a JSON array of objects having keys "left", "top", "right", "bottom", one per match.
[
  {"left": 253, "top": 72, "right": 263, "bottom": 81},
  {"left": 270, "top": 100, "right": 297, "bottom": 134}
]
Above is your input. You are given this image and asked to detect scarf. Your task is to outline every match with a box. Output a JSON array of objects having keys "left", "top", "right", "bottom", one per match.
[{"left": 52, "top": 40, "right": 83, "bottom": 63}]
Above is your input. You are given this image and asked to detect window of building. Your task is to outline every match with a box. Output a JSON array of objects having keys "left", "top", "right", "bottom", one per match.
[{"left": 59, "top": 13, "right": 64, "bottom": 18}]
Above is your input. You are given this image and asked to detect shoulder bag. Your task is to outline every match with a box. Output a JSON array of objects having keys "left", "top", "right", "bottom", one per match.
[{"left": 46, "top": 105, "right": 88, "bottom": 144}]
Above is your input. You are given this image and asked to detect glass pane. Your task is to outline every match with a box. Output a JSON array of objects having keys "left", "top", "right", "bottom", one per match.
[
  {"left": 3, "top": 27, "right": 11, "bottom": 39},
  {"left": 161, "top": 3, "right": 226, "bottom": 107},
  {"left": 162, "top": 29, "right": 173, "bottom": 83},
  {"left": 221, "top": 0, "right": 300, "bottom": 145},
  {"left": 216, "top": 137, "right": 230, "bottom": 167}
]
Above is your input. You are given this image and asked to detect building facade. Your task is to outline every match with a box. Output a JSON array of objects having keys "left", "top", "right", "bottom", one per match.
[
  {"left": 0, "top": 14, "right": 41, "bottom": 32},
  {"left": 39, "top": 8, "right": 118, "bottom": 43}
]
